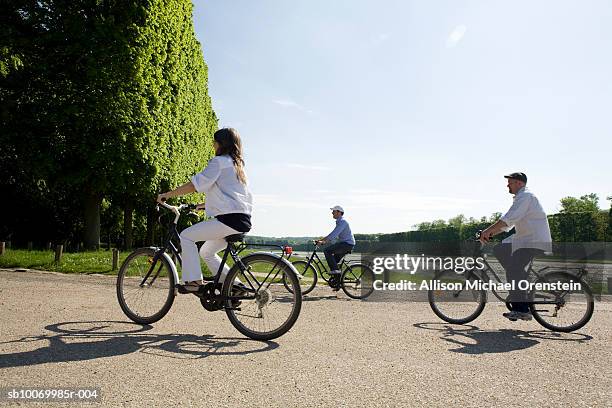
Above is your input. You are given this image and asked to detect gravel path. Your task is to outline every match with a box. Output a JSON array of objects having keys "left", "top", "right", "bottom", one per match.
[{"left": 0, "top": 269, "right": 610, "bottom": 407}]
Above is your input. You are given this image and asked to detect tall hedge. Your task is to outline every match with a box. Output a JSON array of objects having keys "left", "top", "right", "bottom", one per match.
[{"left": 0, "top": 0, "right": 216, "bottom": 248}]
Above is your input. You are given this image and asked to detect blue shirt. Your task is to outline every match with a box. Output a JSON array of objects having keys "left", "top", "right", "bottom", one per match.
[{"left": 326, "top": 217, "right": 355, "bottom": 245}]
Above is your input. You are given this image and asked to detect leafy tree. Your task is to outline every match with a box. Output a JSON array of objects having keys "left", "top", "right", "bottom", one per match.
[
  {"left": 1, "top": 0, "right": 216, "bottom": 249},
  {"left": 560, "top": 193, "right": 599, "bottom": 213},
  {"left": 447, "top": 214, "right": 466, "bottom": 229}
]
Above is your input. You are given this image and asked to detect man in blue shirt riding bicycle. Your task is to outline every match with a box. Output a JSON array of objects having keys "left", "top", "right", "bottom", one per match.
[
  {"left": 480, "top": 172, "right": 552, "bottom": 322},
  {"left": 315, "top": 205, "right": 356, "bottom": 279}
]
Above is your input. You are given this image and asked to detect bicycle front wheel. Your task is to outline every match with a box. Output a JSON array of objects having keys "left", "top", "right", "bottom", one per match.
[
  {"left": 428, "top": 270, "right": 487, "bottom": 324},
  {"left": 223, "top": 254, "right": 302, "bottom": 341},
  {"left": 284, "top": 260, "right": 318, "bottom": 295},
  {"left": 116, "top": 247, "right": 176, "bottom": 324},
  {"left": 530, "top": 271, "right": 594, "bottom": 332},
  {"left": 341, "top": 263, "right": 375, "bottom": 299}
]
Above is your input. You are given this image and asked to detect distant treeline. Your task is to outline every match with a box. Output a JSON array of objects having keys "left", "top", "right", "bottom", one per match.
[{"left": 253, "top": 194, "right": 612, "bottom": 251}]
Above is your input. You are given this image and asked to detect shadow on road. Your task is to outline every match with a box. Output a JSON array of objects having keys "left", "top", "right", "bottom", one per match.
[
  {"left": 302, "top": 295, "right": 338, "bottom": 302},
  {"left": 413, "top": 322, "right": 592, "bottom": 354},
  {"left": 0, "top": 320, "right": 278, "bottom": 368}
]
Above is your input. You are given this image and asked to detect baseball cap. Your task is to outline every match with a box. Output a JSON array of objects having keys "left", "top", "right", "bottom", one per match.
[
  {"left": 504, "top": 172, "right": 527, "bottom": 183},
  {"left": 330, "top": 205, "right": 344, "bottom": 213}
]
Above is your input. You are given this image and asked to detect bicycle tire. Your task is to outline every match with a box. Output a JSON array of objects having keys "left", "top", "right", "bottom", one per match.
[
  {"left": 341, "top": 263, "right": 375, "bottom": 299},
  {"left": 284, "top": 260, "right": 318, "bottom": 295},
  {"left": 428, "top": 269, "right": 487, "bottom": 324},
  {"left": 530, "top": 271, "right": 594, "bottom": 332},
  {"left": 223, "top": 253, "right": 302, "bottom": 341},
  {"left": 116, "top": 247, "right": 176, "bottom": 324}
]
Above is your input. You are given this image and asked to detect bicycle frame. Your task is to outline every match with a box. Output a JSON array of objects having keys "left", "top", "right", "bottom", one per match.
[
  {"left": 139, "top": 203, "right": 293, "bottom": 301},
  {"left": 463, "top": 243, "right": 588, "bottom": 305},
  {"left": 217, "top": 241, "right": 293, "bottom": 297},
  {"left": 301, "top": 246, "right": 349, "bottom": 278},
  {"left": 138, "top": 217, "right": 182, "bottom": 288}
]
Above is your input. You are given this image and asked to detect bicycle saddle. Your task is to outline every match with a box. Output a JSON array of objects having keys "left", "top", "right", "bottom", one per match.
[{"left": 225, "top": 233, "right": 246, "bottom": 243}]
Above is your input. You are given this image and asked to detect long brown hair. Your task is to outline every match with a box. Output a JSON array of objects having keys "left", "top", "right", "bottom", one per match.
[{"left": 214, "top": 128, "right": 247, "bottom": 184}]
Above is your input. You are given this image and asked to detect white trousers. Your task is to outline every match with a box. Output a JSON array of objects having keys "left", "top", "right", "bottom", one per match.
[{"left": 179, "top": 219, "right": 240, "bottom": 283}]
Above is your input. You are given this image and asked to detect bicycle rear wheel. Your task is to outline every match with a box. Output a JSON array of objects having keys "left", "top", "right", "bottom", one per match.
[
  {"left": 530, "top": 271, "right": 594, "bottom": 332},
  {"left": 223, "top": 253, "right": 302, "bottom": 341},
  {"left": 116, "top": 247, "right": 176, "bottom": 324},
  {"left": 428, "top": 270, "right": 486, "bottom": 324},
  {"left": 341, "top": 263, "right": 375, "bottom": 299},
  {"left": 283, "top": 260, "right": 318, "bottom": 295}
]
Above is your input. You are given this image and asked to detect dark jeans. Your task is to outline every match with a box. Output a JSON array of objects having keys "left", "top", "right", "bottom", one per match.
[
  {"left": 493, "top": 243, "right": 544, "bottom": 313},
  {"left": 323, "top": 242, "right": 354, "bottom": 271}
]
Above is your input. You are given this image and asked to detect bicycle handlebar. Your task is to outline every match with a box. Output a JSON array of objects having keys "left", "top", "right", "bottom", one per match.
[{"left": 157, "top": 198, "right": 198, "bottom": 224}]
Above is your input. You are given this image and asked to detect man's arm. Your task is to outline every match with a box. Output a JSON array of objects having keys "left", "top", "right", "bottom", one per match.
[
  {"left": 157, "top": 181, "right": 197, "bottom": 203},
  {"left": 481, "top": 194, "right": 530, "bottom": 242},
  {"left": 316, "top": 221, "right": 347, "bottom": 245},
  {"left": 480, "top": 219, "right": 509, "bottom": 242}
]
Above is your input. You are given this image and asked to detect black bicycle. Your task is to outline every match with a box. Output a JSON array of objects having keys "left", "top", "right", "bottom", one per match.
[
  {"left": 428, "top": 232, "right": 594, "bottom": 332},
  {"left": 116, "top": 200, "right": 302, "bottom": 341},
  {"left": 286, "top": 241, "right": 375, "bottom": 299}
]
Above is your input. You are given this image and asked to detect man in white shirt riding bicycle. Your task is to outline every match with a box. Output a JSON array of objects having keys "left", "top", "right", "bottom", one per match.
[
  {"left": 315, "top": 205, "right": 356, "bottom": 280},
  {"left": 479, "top": 172, "right": 552, "bottom": 322}
]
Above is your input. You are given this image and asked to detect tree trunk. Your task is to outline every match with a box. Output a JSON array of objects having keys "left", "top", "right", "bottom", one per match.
[
  {"left": 83, "top": 192, "right": 101, "bottom": 250},
  {"left": 124, "top": 202, "right": 133, "bottom": 250}
]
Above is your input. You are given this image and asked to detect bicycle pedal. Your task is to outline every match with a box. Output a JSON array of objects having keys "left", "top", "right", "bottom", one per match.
[{"left": 176, "top": 284, "right": 205, "bottom": 295}]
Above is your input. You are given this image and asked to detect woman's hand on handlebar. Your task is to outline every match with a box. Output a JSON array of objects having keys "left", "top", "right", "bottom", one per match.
[{"left": 157, "top": 193, "right": 170, "bottom": 204}]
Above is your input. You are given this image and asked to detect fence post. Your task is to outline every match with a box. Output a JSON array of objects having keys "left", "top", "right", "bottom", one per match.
[
  {"left": 6, "top": 241, "right": 11, "bottom": 249},
  {"left": 46, "top": 242, "right": 52, "bottom": 251},
  {"left": 0, "top": 242, "right": 5, "bottom": 256},
  {"left": 54, "top": 245, "right": 63, "bottom": 264},
  {"left": 27, "top": 241, "right": 33, "bottom": 251},
  {"left": 112, "top": 248, "right": 119, "bottom": 270}
]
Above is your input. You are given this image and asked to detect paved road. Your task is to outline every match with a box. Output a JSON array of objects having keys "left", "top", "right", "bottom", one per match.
[{"left": 0, "top": 269, "right": 610, "bottom": 407}]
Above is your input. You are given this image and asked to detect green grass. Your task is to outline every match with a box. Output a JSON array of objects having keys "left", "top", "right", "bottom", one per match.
[
  {"left": 0, "top": 249, "right": 130, "bottom": 274},
  {"left": 0, "top": 247, "right": 292, "bottom": 277}
]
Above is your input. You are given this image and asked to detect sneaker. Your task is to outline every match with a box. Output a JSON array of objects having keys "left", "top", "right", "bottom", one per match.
[
  {"left": 177, "top": 281, "right": 203, "bottom": 294},
  {"left": 329, "top": 270, "right": 341, "bottom": 276},
  {"left": 503, "top": 311, "right": 532, "bottom": 321}
]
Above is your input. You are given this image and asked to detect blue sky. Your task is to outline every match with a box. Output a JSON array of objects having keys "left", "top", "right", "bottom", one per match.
[{"left": 192, "top": 0, "right": 611, "bottom": 237}]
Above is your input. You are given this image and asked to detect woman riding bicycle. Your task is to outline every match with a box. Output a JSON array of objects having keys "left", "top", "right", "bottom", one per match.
[{"left": 157, "top": 128, "right": 253, "bottom": 292}]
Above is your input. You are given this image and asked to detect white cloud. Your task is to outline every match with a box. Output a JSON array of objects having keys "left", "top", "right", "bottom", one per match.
[
  {"left": 249, "top": 188, "right": 497, "bottom": 236},
  {"left": 253, "top": 193, "right": 322, "bottom": 209},
  {"left": 272, "top": 99, "right": 314, "bottom": 114},
  {"left": 344, "top": 190, "right": 483, "bottom": 212},
  {"left": 255, "top": 189, "right": 489, "bottom": 213},
  {"left": 285, "top": 163, "right": 331, "bottom": 171},
  {"left": 378, "top": 33, "right": 390, "bottom": 41},
  {"left": 446, "top": 25, "right": 467, "bottom": 48}
]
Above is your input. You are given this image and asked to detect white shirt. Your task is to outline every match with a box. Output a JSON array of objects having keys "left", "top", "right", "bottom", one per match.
[
  {"left": 191, "top": 155, "right": 253, "bottom": 217},
  {"left": 500, "top": 187, "right": 552, "bottom": 253}
]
